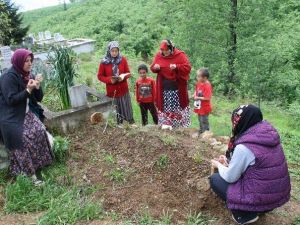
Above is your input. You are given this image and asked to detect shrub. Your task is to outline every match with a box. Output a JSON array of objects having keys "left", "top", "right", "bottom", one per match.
[{"left": 53, "top": 136, "right": 70, "bottom": 162}]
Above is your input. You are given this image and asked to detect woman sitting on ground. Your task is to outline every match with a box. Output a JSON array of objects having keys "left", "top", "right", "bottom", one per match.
[
  {"left": 0, "top": 49, "right": 53, "bottom": 185},
  {"left": 210, "top": 105, "right": 291, "bottom": 225}
]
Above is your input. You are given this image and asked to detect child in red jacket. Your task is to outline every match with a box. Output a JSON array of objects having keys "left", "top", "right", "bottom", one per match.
[
  {"left": 194, "top": 68, "right": 213, "bottom": 133},
  {"left": 135, "top": 64, "right": 158, "bottom": 126}
]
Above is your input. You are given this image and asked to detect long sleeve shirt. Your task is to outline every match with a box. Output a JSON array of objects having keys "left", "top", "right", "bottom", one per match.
[{"left": 217, "top": 144, "right": 255, "bottom": 183}]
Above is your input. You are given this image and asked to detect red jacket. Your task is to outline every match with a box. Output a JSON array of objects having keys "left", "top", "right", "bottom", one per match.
[
  {"left": 194, "top": 81, "right": 213, "bottom": 115},
  {"left": 135, "top": 77, "right": 156, "bottom": 103},
  {"left": 150, "top": 49, "right": 191, "bottom": 111},
  {"left": 97, "top": 56, "right": 131, "bottom": 98}
]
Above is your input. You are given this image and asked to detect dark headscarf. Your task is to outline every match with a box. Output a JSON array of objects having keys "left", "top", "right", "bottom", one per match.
[
  {"left": 160, "top": 39, "right": 175, "bottom": 55},
  {"left": 11, "top": 49, "right": 34, "bottom": 85},
  {"left": 226, "top": 104, "right": 263, "bottom": 159},
  {"left": 101, "top": 41, "right": 122, "bottom": 76}
]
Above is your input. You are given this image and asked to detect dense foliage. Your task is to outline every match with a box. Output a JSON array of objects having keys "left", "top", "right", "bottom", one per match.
[
  {"left": 22, "top": 0, "right": 300, "bottom": 106},
  {"left": 0, "top": 0, "right": 29, "bottom": 45}
]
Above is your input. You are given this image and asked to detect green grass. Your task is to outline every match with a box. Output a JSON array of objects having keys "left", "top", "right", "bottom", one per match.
[
  {"left": 160, "top": 135, "right": 177, "bottom": 147},
  {"left": 103, "top": 153, "right": 116, "bottom": 165},
  {"left": 4, "top": 175, "right": 66, "bottom": 213},
  {"left": 156, "top": 154, "right": 169, "bottom": 170},
  {"left": 38, "top": 189, "right": 103, "bottom": 225},
  {"left": 109, "top": 168, "right": 126, "bottom": 183},
  {"left": 193, "top": 152, "right": 203, "bottom": 164},
  {"left": 52, "top": 136, "right": 70, "bottom": 163},
  {"left": 186, "top": 212, "right": 216, "bottom": 225}
]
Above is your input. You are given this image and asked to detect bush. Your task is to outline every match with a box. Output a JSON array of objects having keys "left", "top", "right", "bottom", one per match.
[{"left": 53, "top": 136, "right": 70, "bottom": 163}]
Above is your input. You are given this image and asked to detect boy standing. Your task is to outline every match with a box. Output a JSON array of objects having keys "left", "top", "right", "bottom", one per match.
[
  {"left": 136, "top": 64, "right": 158, "bottom": 126},
  {"left": 194, "top": 68, "right": 213, "bottom": 133}
]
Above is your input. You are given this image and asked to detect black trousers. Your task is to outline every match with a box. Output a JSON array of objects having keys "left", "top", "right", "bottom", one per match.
[
  {"left": 209, "top": 173, "right": 259, "bottom": 219},
  {"left": 139, "top": 102, "right": 158, "bottom": 126}
]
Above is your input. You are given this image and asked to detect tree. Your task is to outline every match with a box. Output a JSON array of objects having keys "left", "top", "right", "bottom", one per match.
[
  {"left": 0, "top": 0, "right": 29, "bottom": 46},
  {"left": 0, "top": 1, "right": 11, "bottom": 45}
]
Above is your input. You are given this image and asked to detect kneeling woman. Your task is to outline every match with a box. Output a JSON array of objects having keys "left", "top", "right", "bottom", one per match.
[
  {"left": 0, "top": 49, "right": 53, "bottom": 185},
  {"left": 210, "top": 105, "right": 290, "bottom": 225}
]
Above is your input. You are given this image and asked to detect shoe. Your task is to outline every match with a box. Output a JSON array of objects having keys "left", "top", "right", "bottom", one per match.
[
  {"left": 31, "top": 175, "right": 45, "bottom": 187},
  {"left": 232, "top": 214, "right": 259, "bottom": 224}
]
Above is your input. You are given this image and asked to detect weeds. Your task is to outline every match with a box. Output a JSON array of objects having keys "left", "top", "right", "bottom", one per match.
[
  {"left": 160, "top": 135, "right": 177, "bottom": 147},
  {"left": 186, "top": 212, "right": 216, "bottom": 225},
  {"left": 38, "top": 189, "right": 103, "bottom": 225},
  {"left": 109, "top": 168, "right": 126, "bottom": 183},
  {"left": 156, "top": 154, "right": 169, "bottom": 170},
  {"left": 5, "top": 175, "right": 66, "bottom": 213},
  {"left": 52, "top": 136, "right": 70, "bottom": 162},
  {"left": 193, "top": 152, "right": 203, "bottom": 164},
  {"left": 104, "top": 153, "right": 116, "bottom": 165}
]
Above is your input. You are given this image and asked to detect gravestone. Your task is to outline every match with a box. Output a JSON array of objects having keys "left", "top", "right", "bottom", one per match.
[
  {"left": 0, "top": 46, "right": 12, "bottom": 73},
  {"left": 38, "top": 32, "right": 44, "bottom": 41},
  {"left": 54, "top": 33, "right": 64, "bottom": 42},
  {"left": 44, "top": 31, "right": 52, "bottom": 40},
  {"left": 69, "top": 85, "right": 88, "bottom": 108}
]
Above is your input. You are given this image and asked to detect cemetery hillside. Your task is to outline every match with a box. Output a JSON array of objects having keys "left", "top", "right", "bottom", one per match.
[{"left": 0, "top": 0, "right": 300, "bottom": 224}]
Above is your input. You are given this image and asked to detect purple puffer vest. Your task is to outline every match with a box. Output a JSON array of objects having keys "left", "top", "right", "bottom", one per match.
[{"left": 227, "top": 121, "right": 291, "bottom": 212}]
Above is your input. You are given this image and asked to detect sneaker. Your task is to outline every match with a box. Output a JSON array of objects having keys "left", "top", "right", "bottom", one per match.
[
  {"left": 232, "top": 214, "right": 259, "bottom": 225},
  {"left": 31, "top": 175, "right": 45, "bottom": 187}
]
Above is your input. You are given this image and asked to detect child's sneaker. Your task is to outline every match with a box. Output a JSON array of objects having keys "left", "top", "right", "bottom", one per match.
[{"left": 232, "top": 214, "right": 259, "bottom": 225}]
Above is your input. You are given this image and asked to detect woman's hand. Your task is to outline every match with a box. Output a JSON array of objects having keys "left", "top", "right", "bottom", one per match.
[
  {"left": 170, "top": 64, "right": 177, "bottom": 70},
  {"left": 153, "top": 64, "right": 160, "bottom": 70},
  {"left": 27, "top": 79, "right": 38, "bottom": 93},
  {"left": 211, "top": 159, "right": 219, "bottom": 169},
  {"left": 111, "top": 77, "right": 117, "bottom": 84},
  {"left": 218, "top": 155, "right": 229, "bottom": 167}
]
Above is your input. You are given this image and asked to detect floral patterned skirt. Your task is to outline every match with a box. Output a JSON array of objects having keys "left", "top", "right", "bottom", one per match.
[
  {"left": 158, "top": 90, "right": 191, "bottom": 128},
  {"left": 9, "top": 111, "right": 53, "bottom": 176}
]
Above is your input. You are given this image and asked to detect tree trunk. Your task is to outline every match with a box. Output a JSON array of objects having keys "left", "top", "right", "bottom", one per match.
[{"left": 225, "top": 0, "right": 238, "bottom": 96}]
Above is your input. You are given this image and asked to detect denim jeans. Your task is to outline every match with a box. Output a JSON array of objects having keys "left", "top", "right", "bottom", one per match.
[{"left": 209, "top": 173, "right": 258, "bottom": 219}]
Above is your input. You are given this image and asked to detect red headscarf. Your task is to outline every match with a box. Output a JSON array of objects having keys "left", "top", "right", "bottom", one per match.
[{"left": 11, "top": 49, "right": 34, "bottom": 85}]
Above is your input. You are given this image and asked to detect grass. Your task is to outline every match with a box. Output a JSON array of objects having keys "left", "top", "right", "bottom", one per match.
[
  {"left": 38, "top": 189, "right": 103, "bottom": 225},
  {"left": 186, "top": 212, "right": 216, "bottom": 225},
  {"left": 156, "top": 154, "right": 169, "bottom": 170},
  {"left": 103, "top": 153, "right": 116, "bottom": 165},
  {"left": 52, "top": 136, "right": 70, "bottom": 163},
  {"left": 109, "top": 168, "right": 126, "bottom": 183},
  {"left": 160, "top": 135, "right": 177, "bottom": 147},
  {"left": 193, "top": 152, "right": 203, "bottom": 164}
]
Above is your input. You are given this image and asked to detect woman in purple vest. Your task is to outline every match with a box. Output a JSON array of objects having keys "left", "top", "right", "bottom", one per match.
[{"left": 210, "top": 105, "right": 291, "bottom": 225}]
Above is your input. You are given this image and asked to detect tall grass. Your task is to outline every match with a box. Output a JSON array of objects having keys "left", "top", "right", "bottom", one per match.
[{"left": 48, "top": 46, "right": 78, "bottom": 109}]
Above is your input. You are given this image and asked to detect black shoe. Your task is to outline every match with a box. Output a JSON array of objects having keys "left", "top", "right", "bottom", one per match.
[{"left": 232, "top": 214, "right": 259, "bottom": 224}]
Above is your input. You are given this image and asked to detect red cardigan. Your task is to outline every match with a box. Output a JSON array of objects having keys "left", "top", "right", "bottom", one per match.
[
  {"left": 97, "top": 56, "right": 131, "bottom": 98},
  {"left": 135, "top": 77, "right": 156, "bottom": 103},
  {"left": 150, "top": 49, "right": 191, "bottom": 111}
]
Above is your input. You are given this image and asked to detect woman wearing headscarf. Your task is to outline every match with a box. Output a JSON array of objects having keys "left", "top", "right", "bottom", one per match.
[
  {"left": 150, "top": 40, "right": 191, "bottom": 129},
  {"left": 210, "top": 105, "right": 291, "bottom": 225},
  {"left": 0, "top": 49, "right": 53, "bottom": 185},
  {"left": 97, "top": 41, "right": 134, "bottom": 124}
]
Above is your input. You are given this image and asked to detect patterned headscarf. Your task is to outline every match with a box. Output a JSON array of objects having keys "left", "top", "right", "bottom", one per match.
[
  {"left": 226, "top": 105, "right": 263, "bottom": 159},
  {"left": 11, "top": 49, "right": 34, "bottom": 85},
  {"left": 101, "top": 41, "right": 122, "bottom": 76},
  {"left": 160, "top": 39, "right": 175, "bottom": 55}
]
